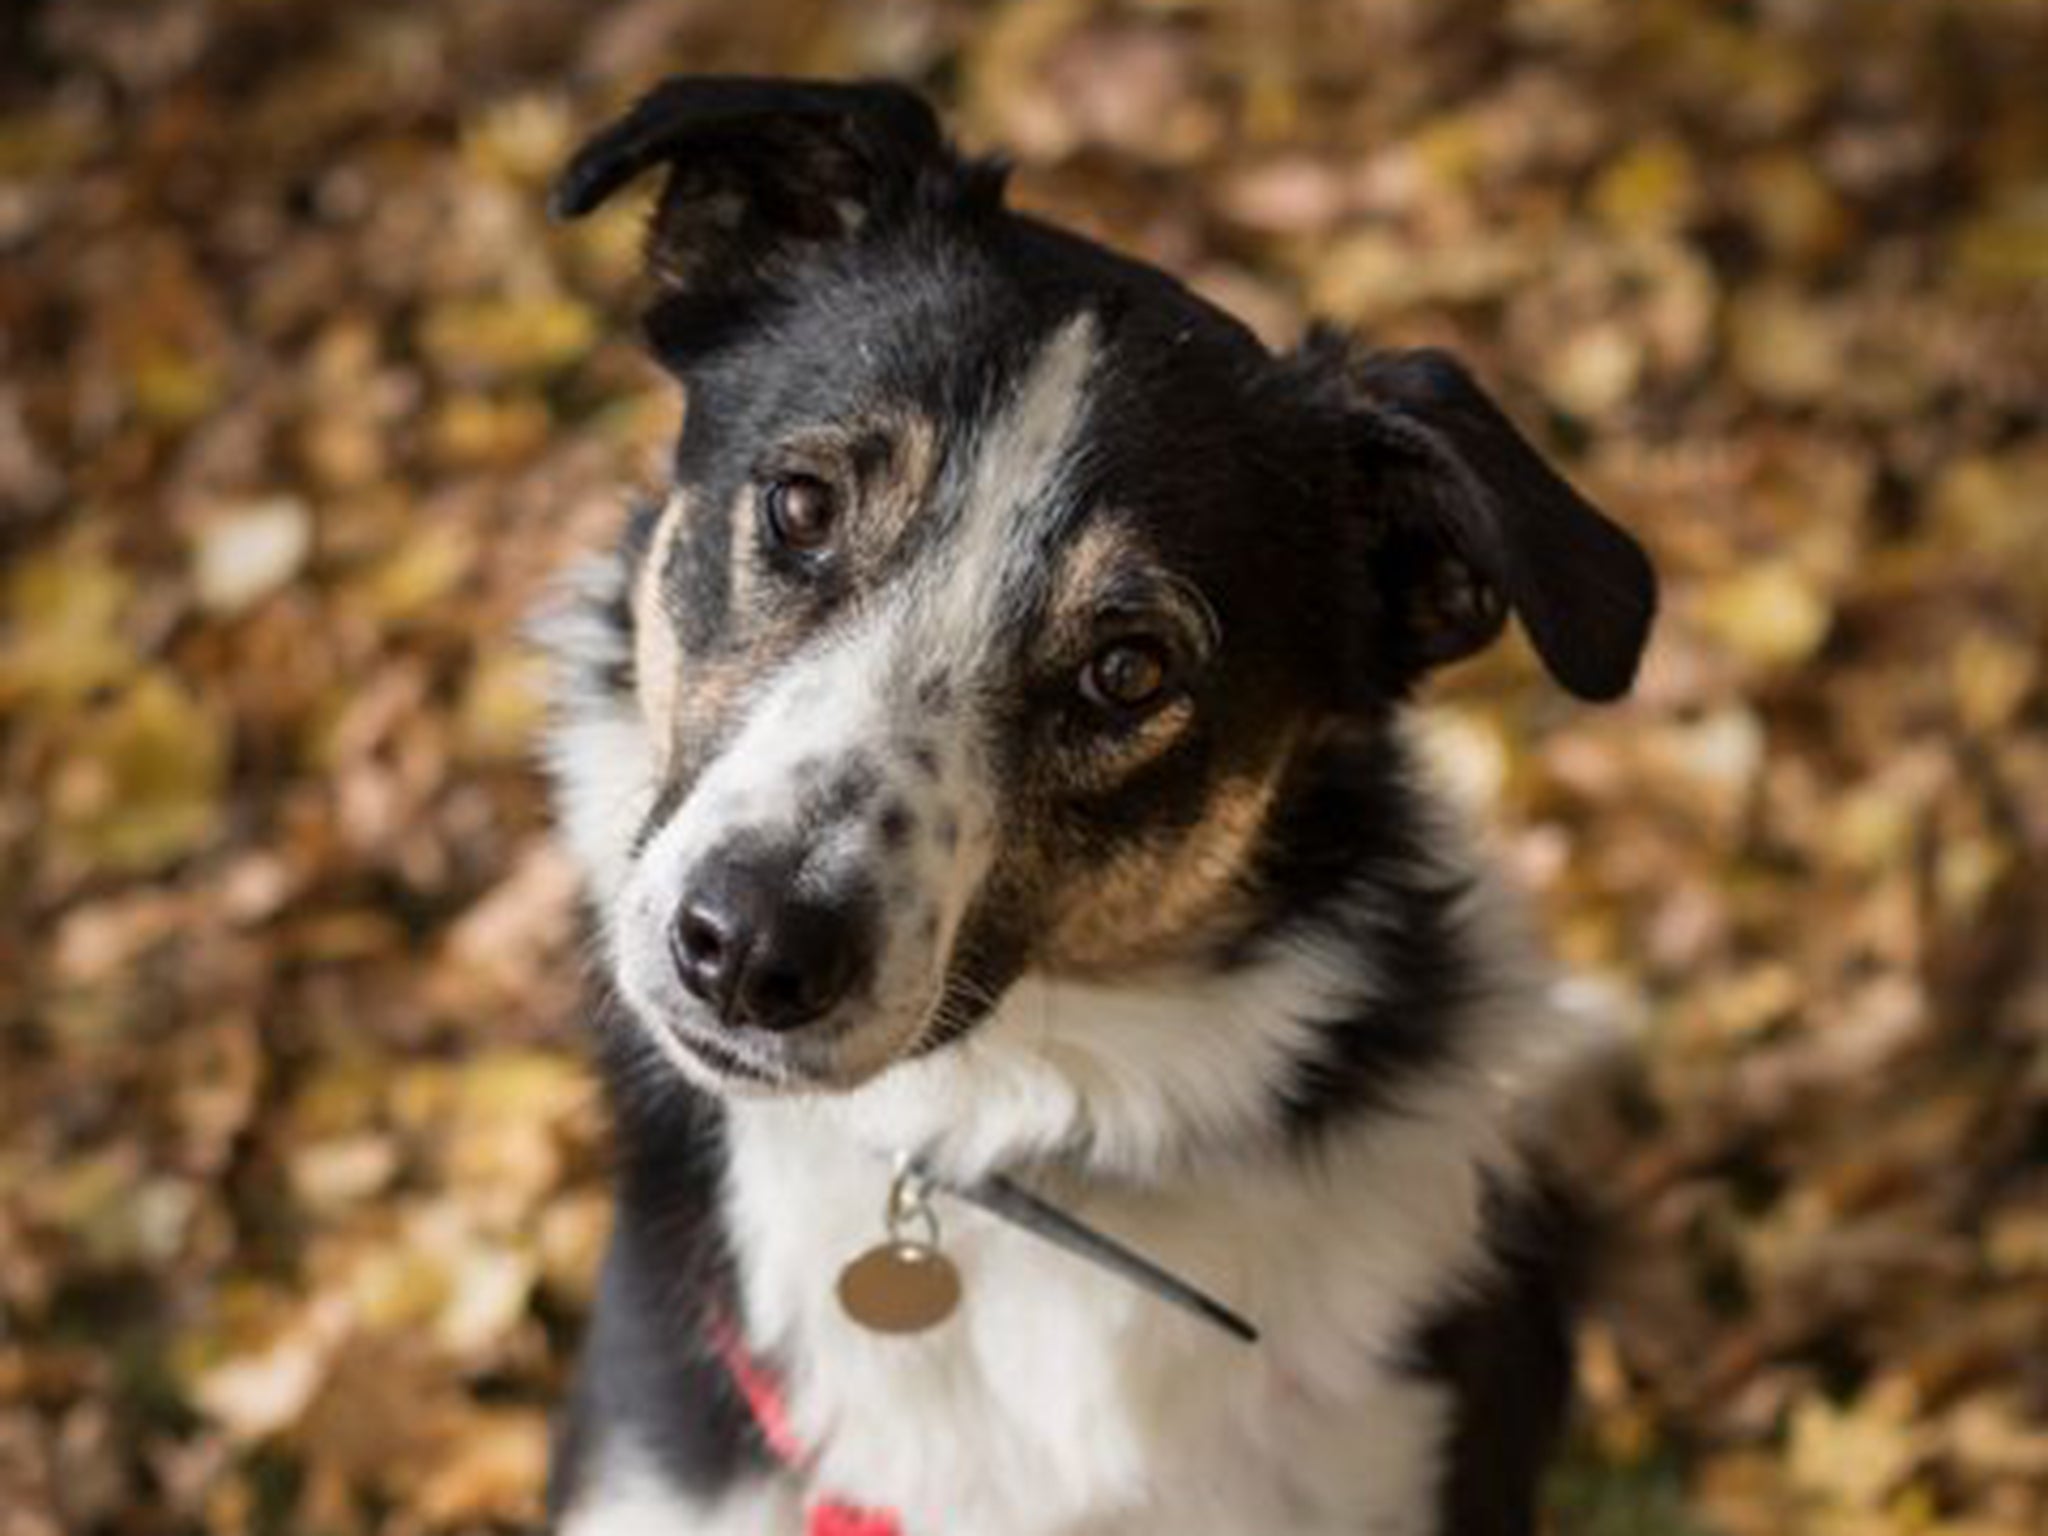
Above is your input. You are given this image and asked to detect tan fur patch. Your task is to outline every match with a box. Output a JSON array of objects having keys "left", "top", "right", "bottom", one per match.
[
  {"left": 1038, "top": 739, "right": 1299, "bottom": 975},
  {"left": 1048, "top": 522, "right": 1145, "bottom": 630},
  {"left": 1058, "top": 698, "right": 1197, "bottom": 793},
  {"left": 632, "top": 490, "right": 691, "bottom": 773},
  {"left": 635, "top": 486, "right": 783, "bottom": 774},
  {"left": 844, "top": 412, "right": 939, "bottom": 569},
  {"left": 742, "top": 410, "right": 941, "bottom": 576}
]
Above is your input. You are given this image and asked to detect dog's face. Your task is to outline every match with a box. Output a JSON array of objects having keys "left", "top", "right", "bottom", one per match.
[{"left": 549, "top": 79, "right": 1655, "bottom": 1095}]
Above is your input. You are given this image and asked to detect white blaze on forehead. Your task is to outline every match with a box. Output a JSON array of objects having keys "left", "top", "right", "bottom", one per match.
[{"left": 918, "top": 311, "right": 1101, "bottom": 654}]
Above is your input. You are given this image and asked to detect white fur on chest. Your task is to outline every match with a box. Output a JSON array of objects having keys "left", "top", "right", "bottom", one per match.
[{"left": 721, "top": 952, "right": 1571, "bottom": 1536}]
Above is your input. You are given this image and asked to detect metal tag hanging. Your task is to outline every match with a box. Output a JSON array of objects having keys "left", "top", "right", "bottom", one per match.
[{"left": 836, "top": 1160, "right": 961, "bottom": 1335}]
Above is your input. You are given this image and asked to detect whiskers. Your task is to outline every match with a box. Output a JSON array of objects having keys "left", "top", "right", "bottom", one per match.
[{"left": 918, "top": 968, "right": 1006, "bottom": 1053}]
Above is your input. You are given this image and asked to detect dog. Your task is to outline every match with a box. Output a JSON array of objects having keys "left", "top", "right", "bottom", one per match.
[{"left": 538, "top": 77, "right": 1655, "bottom": 1536}]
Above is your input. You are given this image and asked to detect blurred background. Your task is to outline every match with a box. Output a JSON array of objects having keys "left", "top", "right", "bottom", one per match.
[{"left": 3, "top": 1, "right": 2046, "bottom": 1532}]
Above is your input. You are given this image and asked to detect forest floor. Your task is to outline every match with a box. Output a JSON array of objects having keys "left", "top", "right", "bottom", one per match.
[{"left": 3, "top": 2, "right": 2046, "bottom": 1532}]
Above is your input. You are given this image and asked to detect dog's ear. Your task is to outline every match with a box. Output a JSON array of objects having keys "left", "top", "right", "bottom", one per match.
[
  {"left": 1311, "top": 338, "right": 1656, "bottom": 702},
  {"left": 552, "top": 77, "right": 988, "bottom": 313}
]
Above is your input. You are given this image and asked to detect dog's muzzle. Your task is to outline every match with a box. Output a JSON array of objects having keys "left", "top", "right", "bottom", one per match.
[{"left": 670, "top": 838, "right": 879, "bottom": 1037}]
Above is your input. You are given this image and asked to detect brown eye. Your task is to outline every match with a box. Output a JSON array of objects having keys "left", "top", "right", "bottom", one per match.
[
  {"left": 764, "top": 475, "right": 838, "bottom": 552},
  {"left": 1080, "top": 640, "right": 1173, "bottom": 714}
]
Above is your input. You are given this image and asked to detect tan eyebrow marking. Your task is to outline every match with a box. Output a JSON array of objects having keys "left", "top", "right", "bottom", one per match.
[
  {"left": 919, "top": 313, "right": 1099, "bottom": 656},
  {"left": 842, "top": 411, "right": 939, "bottom": 567},
  {"left": 1045, "top": 520, "right": 1146, "bottom": 643},
  {"left": 633, "top": 488, "right": 691, "bottom": 774},
  {"left": 748, "top": 410, "right": 942, "bottom": 573}
]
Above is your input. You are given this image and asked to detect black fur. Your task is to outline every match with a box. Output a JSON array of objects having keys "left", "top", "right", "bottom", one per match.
[
  {"left": 1415, "top": 1174, "right": 1585, "bottom": 1536},
  {"left": 1321, "top": 339, "right": 1656, "bottom": 703},
  {"left": 548, "top": 999, "right": 768, "bottom": 1518},
  {"left": 1253, "top": 729, "right": 1487, "bottom": 1138}
]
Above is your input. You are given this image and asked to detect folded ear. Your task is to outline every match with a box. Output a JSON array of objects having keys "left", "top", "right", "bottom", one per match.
[
  {"left": 1316, "top": 339, "right": 1656, "bottom": 702},
  {"left": 552, "top": 76, "right": 995, "bottom": 312}
]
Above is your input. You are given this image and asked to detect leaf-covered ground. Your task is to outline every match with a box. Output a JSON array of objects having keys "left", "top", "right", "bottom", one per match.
[{"left": 3, "top": 2, "right": 2045, "bottom": 1532}]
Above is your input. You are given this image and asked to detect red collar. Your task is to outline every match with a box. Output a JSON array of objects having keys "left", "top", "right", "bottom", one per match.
[{"left": 710, "top": 1315, "right": 905, "bottom": 1536}]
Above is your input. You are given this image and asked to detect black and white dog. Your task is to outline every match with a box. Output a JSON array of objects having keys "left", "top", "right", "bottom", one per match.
[{"left": 540, "top": 77, "right": 1655, "bottom": 1536}]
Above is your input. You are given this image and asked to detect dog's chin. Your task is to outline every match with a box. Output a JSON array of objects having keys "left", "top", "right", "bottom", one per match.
[{"left": 636, "top": 1003, "right": 934, "bottom": 1100}]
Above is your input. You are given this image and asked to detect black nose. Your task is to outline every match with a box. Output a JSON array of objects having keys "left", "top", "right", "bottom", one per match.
[{"left": 671, "top": 849, "right": 874, "bottom": 1033}]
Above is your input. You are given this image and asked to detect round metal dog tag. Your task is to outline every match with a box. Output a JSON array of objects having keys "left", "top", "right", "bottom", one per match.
[{"left": 837, "top": 1241, "right": 961, "bottom": 1334}]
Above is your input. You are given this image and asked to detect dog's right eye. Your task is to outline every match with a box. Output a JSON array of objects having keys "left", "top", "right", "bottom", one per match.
[
  {"left": 1079, "top": 639, "right": 1174, "bottom": 716},
  {"left": 763, "top": 475, "right": 840, "bottom": 554}
]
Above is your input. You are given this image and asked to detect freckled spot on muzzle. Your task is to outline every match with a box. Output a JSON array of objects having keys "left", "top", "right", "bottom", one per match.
[
  {"left": 915, "top": 672, "right": 955, "bottom": 714},
  {"left": 878, "top": 799, "right": 916, "bottom": 848},
  {"left": 808, "top": 757, "right": 883, "bottom": 823}
]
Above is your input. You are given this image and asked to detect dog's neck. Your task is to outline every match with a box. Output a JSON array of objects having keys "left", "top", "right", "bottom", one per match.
[
  {"left": 743, "top": 938, "right": 1348, "bottom": 1187},
  {"left": 734, "top": 864, "right": 1570, "bottom": 1178}
]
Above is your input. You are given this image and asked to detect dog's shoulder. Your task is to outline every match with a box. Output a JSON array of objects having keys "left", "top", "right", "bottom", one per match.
[
  {"left": 1414, "top": 1168, "right": 1585, "bottom": 1536},
  {"left": 549, "top": 1000, "right": 770, "bottom": 1524}
]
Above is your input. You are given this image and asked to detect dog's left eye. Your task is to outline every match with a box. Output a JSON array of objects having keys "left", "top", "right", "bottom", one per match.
[
  {"left": 763, "top": 475, "right": 840, "bottom": 553},
  {"left": 1079, "top": 640, "right": 1174, "bottom": 714}
]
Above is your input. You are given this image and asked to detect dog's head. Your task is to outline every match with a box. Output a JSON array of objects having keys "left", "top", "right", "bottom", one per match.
[{"left": 548, "top": 78, "right": 1655, "bottom": 1096}]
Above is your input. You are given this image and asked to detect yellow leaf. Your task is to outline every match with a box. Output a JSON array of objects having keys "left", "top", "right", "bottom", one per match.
[
  {"left": 362, "top": 521, "right": 473, "bottom": 619},
  {"left": 50, "top": 669, "right": 226, "bottom": 872},
  {"left": 461, "top": 94, "right": 572, "bottom": 185},
  {"left": 1693, "top": 561, "right": 1833, "bottom": 669},
  {"left": 1727, "top": 284, "right": 1844, "bottom": 406},
  {"left": 129, "top": 342, "right": 223, "bottom": 426},
  {"left": 414, "top": 1407, "right": 548, "bottom": 1522},
  {"left": 1739, "top": 151, "right": 1850, "bottom": 266},
  {"left": 1954, "top": 190, "right": 2048, "bottom": 288},
  {"left": 421, "top": 293, "right": 597, "bottom": 383},
  {"left": 1788, "top": 1382, "right": 1928, "bottom": 1512},
  {"left": 1592, "top": 138, "right": 1698, "bottom": 235},
  {"left": 180, "top": 1287, "right": 351, "bottom": 1441},
  {"left": 0, "top": 544, "right": 135, "bottom": 708}
]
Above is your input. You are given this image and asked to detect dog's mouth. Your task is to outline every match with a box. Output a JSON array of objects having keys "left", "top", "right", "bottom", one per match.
[
  {"left": 661, "top": 1026, "right": 792, "bottom": 1092},
  {"left": 645, "top": 955, "right": 1013, "bottom": 1098},
  {"left": 647, "top": 995, "right": 943, "bottom": 1097}
]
